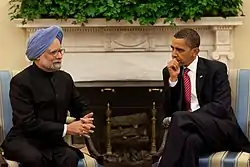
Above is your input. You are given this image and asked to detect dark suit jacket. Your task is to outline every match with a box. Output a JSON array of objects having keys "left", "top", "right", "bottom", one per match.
[
  {"left": 163, "top": 57, "right": 234, "bottom": 118},
  {"left": 162, "top": 57, "right": 250, "bottom": 152},
  {"left": 1, "top": 63, "right": 89, "bottom": 156}
]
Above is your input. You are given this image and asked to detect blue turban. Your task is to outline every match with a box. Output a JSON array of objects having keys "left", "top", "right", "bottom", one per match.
[{"left": 25, "top": 25, "right": 64, "bottom": 61}]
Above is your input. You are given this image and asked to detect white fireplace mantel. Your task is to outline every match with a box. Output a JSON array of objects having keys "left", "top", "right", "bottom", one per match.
[{"left": 14, "top": 17, "right": 244, "bottom": 82}]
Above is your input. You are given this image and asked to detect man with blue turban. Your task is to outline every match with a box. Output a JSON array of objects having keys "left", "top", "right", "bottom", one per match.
[{"left": 1, "top": 26, "right": 95, "bottom": 167}]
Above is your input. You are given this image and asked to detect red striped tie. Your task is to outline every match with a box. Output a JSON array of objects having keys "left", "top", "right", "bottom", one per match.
[{"left": 183, "top": 68, "right": 191, "bottom": 111}]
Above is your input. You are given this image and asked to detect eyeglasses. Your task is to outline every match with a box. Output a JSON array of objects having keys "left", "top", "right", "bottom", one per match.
[{"left": 47, "top": 48, "right": 65, "bottom": 57}]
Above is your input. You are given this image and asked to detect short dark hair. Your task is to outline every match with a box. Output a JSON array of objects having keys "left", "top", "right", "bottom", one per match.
[{"left": 174, "top": 28, "right": 200, "bottom": 49}]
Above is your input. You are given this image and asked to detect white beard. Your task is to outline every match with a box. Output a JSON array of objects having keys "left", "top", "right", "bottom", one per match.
[{"left": 52, "top": 62, "right": 61, "bottom": 70}]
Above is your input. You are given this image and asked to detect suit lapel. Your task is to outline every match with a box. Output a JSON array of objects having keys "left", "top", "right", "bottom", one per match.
[{"left": 196, "top": 57, "right": 207, "bottom": 102}]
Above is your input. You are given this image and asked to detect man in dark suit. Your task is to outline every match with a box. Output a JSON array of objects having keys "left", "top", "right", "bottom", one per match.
[
  {"left": 158, "top": 28, "right": 250, "bottom": 167},
  {"left": 1, "top": 26, "right": 95, "bottom": 167}
]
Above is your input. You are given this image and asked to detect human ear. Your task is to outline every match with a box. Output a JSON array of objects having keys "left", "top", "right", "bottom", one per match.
[{"left": 192, "top": 47, "right": 199, "bottom": 56}]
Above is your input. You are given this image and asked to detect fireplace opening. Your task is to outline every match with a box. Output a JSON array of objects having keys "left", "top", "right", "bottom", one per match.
[{"left": 74, "top": 81, "right": 165, "bottom": 167}]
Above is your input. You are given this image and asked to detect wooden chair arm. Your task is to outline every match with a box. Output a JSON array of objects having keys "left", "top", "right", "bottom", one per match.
[
  {"left": 84, "top": 137, "right": 104, "bottom": 165},
  {"left": 66, "top": 116, "right": 76, "bottom": 124},
  {"left": 0, "top": 153, "right": 8, "bottom": 167}
]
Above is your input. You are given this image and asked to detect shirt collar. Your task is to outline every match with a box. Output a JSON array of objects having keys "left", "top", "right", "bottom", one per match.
[
  {"left": 32, "top": 62, "right": 54, "bottom": 77},
  {"left": 186, "top": 56, "right": 198, "bottom": 73}
]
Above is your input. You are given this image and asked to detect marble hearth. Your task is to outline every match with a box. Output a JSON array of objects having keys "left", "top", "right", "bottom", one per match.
[{"left": 14, "top": 17, "right": 243, "bottom": 82}]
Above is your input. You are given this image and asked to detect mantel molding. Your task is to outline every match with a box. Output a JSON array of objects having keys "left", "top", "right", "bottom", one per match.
[
  {"left": 13, "top": 17, "right": 244, "bottom": 81},
  {"left": 13, "top": 17, "right": 243, "bottom": 28}
]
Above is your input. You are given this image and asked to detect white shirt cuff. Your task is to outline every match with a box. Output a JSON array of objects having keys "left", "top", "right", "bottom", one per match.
[
  {"left": 169, "top": 78, "right": 178, "bottom": 87},
  {"left": 62, "top": 124, "right": 67, "bottom": 137}
]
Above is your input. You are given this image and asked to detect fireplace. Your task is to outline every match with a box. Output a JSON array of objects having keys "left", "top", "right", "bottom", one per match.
[{"left": 75, "top": 81, "right": 165, "bottom": 166}]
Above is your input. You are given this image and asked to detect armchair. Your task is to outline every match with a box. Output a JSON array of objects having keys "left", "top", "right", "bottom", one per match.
[
  {"left": 0, "top": 70, "right": 102, "bottom": 167},
  {"left": 152, "top": 69, "right": 250, "bottom": 167}
]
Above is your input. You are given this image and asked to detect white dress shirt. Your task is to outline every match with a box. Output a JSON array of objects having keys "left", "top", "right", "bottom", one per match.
[{"left": 169, "top": 56, "right": 200, "bottom": 112}]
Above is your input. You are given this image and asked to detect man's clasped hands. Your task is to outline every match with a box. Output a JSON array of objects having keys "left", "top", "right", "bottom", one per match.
[{"left": 66, "top": 112, "right": 95, "bottom": 138}]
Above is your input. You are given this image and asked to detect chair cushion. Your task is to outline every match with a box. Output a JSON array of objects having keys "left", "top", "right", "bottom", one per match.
[
  {"left": 78, "top": 153, "right": 103, "bottom": 167},
  {"left": 5, "top": 153, "right": 102, "bottom": 167},
  {"left": 5, "top": 159, "right": 19, "bottom": 167},
  {"left": 199, "top": 151, "right": 250, "bottom": 167},
  {"left": 152, "top": 151, "right": 250, "bottom": 167}
]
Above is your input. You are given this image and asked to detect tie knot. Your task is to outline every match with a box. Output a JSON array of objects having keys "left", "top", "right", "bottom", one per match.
[{"left": 184, "top": 68, "right": 190, "bottom": 74}]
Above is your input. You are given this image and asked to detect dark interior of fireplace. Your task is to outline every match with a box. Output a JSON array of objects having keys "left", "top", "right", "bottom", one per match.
[{"left": 74, "top": 81, "right": 165, "bottom": 167}]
